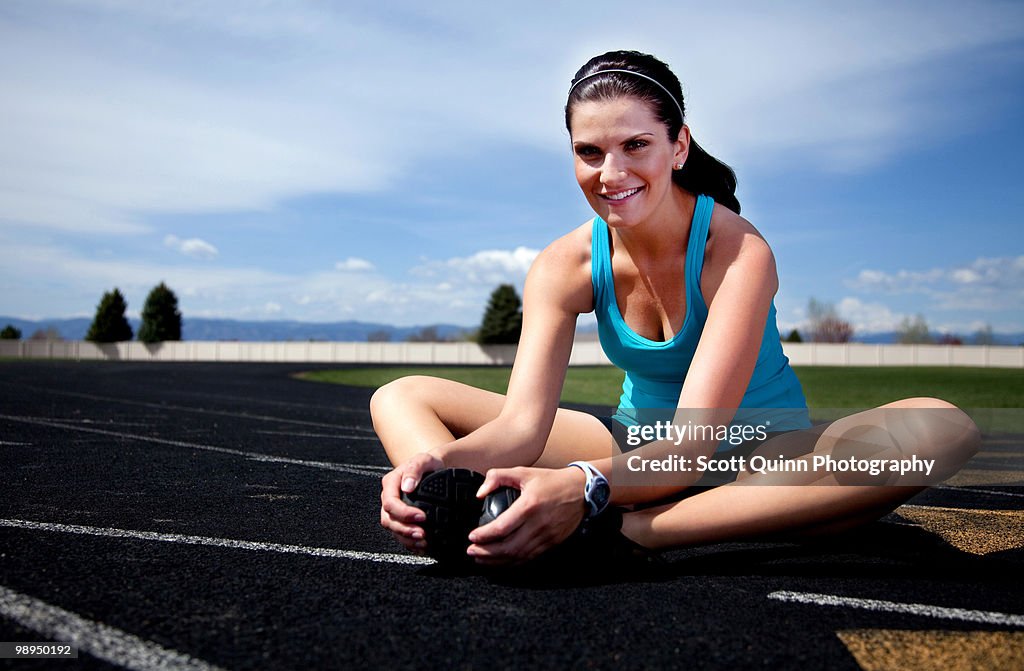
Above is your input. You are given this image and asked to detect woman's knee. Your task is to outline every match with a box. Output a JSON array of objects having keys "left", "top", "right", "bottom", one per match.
[
  {"left": 885, "top": 397, "right": 981, "bottom": 479},
  {"left": 369, "top": 375, "right": 439, "bottom": 425}
]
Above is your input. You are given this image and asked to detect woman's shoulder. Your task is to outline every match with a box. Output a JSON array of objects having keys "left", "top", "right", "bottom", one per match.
[
  {"left": 534, "top": 218, "right": 595, "bottom": 270},
  {"left": 701, "top": 202, "right": 778, "bottom": 302},
  {"left": 706, "top": 201, "right": 774, "bottom": 264},
  {"left": 525, "top": 219, "right": 596, "bottom": 312}
]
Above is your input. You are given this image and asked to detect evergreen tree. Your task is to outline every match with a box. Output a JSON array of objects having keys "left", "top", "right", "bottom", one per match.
[
  {"left": 478, "top": 284, "right": 523, "bottom": 344},
  {"left": 0, "top": 325, "right": 21, "bottom": 340},
  {"left": 138, "top": 282, "right": 182, "bottom": 343},
  {"left": 86, "top": 288, "right": 133, "bottom": 342}
]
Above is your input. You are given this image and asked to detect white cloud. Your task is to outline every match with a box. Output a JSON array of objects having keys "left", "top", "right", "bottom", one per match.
[
  {"left": 0, "top": 238, "right": 537, "bottom": 326},
  {"left": 412, "top": 247, "right": 539, "bottom": 286},
  {"left": 2, "top": 1, "right": 1021, "bottom": 237},
  {"left": 334, "top": 258, "right": 375, "bottom": 272},
  {"left": 778, "top": 295, "right": 905, "bottom": 335},
  {"left": 834, "top": 297, "right": 904, "bottom": 334},
  {"left": 847, "top": 255, "right": 1024, "bottom": 310},
  {"left": 164, "top": 235, "right": 219, "bottom": 260},
  {"left": 848, "top": 267, "right": 946, "bottom": 293}
]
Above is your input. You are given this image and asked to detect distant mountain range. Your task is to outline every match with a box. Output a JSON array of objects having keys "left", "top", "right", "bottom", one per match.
[
  {"left": 0, "top": 316, "right": 472, "bottom": 343},
  {"left": 2, "top": 315, "right": 1021, "bottom": 345}
]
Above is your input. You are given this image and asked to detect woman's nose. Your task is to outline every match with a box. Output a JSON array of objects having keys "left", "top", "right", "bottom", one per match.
[{"left": 599, "top": 153, "right": 626, "bottom": 185}]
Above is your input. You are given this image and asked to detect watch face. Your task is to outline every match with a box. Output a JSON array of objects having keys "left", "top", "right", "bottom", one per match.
[{"left": 591, "top": 480, "right": 611, "bottom": 510}]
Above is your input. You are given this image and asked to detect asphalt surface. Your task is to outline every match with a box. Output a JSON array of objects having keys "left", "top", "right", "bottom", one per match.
[{"left": 0, "top": 361, "right": 1022, "bottom": 670}]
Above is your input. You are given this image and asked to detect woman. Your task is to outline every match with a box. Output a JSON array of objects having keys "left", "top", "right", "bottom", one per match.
[{"left": 373, "top": 51, "right": 980, "bottom": 566}]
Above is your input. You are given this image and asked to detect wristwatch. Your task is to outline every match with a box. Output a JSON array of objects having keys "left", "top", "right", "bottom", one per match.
[{"left": 568, "top": 461, "right": 611, "bottom": 519}]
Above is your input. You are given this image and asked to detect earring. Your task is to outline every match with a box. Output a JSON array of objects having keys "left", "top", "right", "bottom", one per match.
[{"left": 673, "top": 162, "right": 684, "bottom": 170}]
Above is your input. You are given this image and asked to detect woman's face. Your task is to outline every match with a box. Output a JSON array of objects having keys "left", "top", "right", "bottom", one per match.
[{"left": 570, "top": 96, "right": 688, "bottom": 229}]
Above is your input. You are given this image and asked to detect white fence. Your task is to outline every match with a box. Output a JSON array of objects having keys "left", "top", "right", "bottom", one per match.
[
  {"left": 783, "top": 342, "right": 1023, "bottom": 368},
  {"left": 1, "top": 340, "right": 1021, "bottom": 367}
]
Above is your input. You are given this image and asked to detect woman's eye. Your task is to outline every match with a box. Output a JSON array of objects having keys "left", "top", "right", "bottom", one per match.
[
  {"left": 575, "top": 146, "right": 600, "bottom": 158},
  {"left": 625, "top": 140, "right": 648, "bottom": 151}
]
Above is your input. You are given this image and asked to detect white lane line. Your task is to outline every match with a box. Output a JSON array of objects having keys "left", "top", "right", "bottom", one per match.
[
  {"left": 935, "top": 485, "right": 1024, "bottom": 499},
  {"left": 253, "top": 430, "right": 380, "bottom": 441},
  {"left": 767, "top": 590, "right": 1024, "bottom": 627},
  {"left": 0, "top": 518, "right": 434, "bottom": 566},
  {"left": 0, "top": 414, "right": 385, "bottom": 478},
  {"left": 0, "top": 584, "right": 226, "bottom": 671}
]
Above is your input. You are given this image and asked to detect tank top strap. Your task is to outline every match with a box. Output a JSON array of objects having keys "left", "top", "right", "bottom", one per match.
[
  {"left": 590, "top": 216, "right": 611, "bottom": 306},
  {"left": 685, "top": 194, "right": 714, "bottom": 314}
]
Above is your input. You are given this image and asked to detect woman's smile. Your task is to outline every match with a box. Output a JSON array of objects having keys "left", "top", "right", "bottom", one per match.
[{"left": 600, "top": 186, "right": 645, "bottom": 203}]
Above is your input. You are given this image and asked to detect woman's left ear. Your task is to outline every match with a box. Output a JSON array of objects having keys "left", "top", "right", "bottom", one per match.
[{"left": 673, "top": 125, "right": 691, "bottom": 170}]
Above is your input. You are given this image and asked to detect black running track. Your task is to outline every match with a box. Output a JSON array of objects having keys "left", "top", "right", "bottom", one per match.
[{"left": 1, "top": 362, "right": 1022, "bottom": 670}]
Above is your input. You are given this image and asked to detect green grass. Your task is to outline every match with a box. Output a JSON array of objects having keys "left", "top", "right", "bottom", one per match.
[
  {"left": 793, "top": 366, "right": 1023, "bottom": 409},
  {"left": 299, "top": 366, "right": 617, "bottom": 407},
  {"left": 298, "top": 365, "right": 1023, "bottom": 409}
]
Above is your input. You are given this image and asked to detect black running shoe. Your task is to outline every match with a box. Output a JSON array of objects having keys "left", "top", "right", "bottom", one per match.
[
  {"left": 485, "top": 507, "right": 666, "bottom": 586},
  {"left": 541, "top": 507, "right": 664, "bottom": 572},
  {"left": 574, "top": 507, "right": 660, "bottom": 563},
  {"left": 479, "top": 486, "right": 520, "bottom": 527},
  {"left": 401, "top": 468, "right": 486, "bottom": 563}
]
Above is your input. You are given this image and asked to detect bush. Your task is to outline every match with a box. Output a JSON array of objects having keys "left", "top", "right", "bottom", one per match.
[
  {"left": 807, "top": 298, "right": 854, "bottom": 343},
  {"left": 0, "top": 325, "right": 21, "bottom": 340},
  {"left": 897, "top": 314, "right": 933, "bottom": 345},
  {"left": 29, "top": 327, "right": 62, "bottom": 341}
]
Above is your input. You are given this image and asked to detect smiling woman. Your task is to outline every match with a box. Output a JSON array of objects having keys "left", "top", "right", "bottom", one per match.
[
  {"left": 564, "top": 56, "right": 740, "bottom": 218},
  {"left": 370, "top": 50, "right": 981, "bottom": 568}
]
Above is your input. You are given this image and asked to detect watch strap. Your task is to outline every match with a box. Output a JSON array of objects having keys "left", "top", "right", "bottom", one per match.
[{"left": 568, "top": 460, "right": 610, "bottom": 519}]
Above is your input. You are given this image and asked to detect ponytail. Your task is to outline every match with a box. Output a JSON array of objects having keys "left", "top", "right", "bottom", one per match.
[{"left": 676, "top": 139, "right": 740, "bottom": 214}]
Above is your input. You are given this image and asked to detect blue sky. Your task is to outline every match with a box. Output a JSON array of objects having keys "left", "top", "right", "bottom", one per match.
[{"left": 1, "top": 1, "right": 1022, "bottom": 336}]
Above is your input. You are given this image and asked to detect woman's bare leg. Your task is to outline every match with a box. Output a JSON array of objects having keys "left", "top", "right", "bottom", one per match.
[
  {"left": 621, "top": 397, "right": 981, "bottom": 549},
  {"left": 370, "top": 375, "right": 618, "bottom": 468},
  {"left": 374, "top": 381, "right": 980, "bottom": 551}
]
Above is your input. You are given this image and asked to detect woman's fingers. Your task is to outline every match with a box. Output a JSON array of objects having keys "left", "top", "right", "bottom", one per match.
[
  {"left": 380, "top": 508, "right": 427, "bottom": 553},
  {"left": 476, "top": 466, "right": 527, "bottom": 498},
  {"left": 380, "top": 492, "right": 426, "bottom": 525},
  {"left": 469, "top": 497, "right": 526, "bottom": 545},
  {"left": 379, "top": 507, "right": 424, "bottom": 539},
  {"left": 468, "top": 522, "right": 552, "bottom": 564},
  {"left": 380, "top": 453, "right": 443, "bottom": 525},
  {"left": 379, "top": 453, "right": 448, "bottom": 555}
]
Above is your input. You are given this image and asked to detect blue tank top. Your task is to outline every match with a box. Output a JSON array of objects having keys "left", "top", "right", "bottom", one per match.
[{"left": 591, "top": 194, "right": 810, "bottom": 439}]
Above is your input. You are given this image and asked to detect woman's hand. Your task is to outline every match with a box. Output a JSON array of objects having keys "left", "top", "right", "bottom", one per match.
[
  {"left": 466, "top": 466, "right": 587, "bottom": 565},
  {"left": 380, "top": 451, "right": 445, "bottom": 554}
]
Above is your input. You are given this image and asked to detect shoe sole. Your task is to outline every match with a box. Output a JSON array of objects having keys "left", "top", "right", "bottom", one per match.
[{"left": 401, "top": 468, "right": 485, "bottom": 563}]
